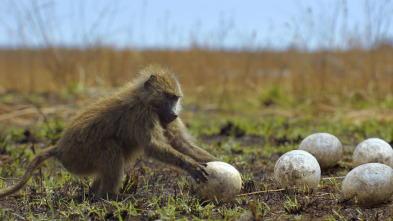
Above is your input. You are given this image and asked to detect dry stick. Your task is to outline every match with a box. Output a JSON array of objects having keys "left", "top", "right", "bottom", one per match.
[
  {"left": 0, "top": 107, "right": 61, "bottom": 122},
  {"left": 31, "top": 103, "right": 53, "bottom": 131},
  {"left": 321, "top": 176, "right": 346, "bottom": 180},
  {"left": 1, "top": 192, "right": 45, "bottom": 198},
  {"left": 40, "top": 167, "right": 44, "bottom": 195},
  {"left": 316, "top": 193, "right": 333, "bottom": 197},
  {"left": 0, "top": 177, "right": 20, "bottom": 181},
  {"left": 0, "top": 103, "right": 13, "bottom": 112},
  {"left": 239, "top": 176, "right": 346, "bottom": 197},
  {"left": 237, "top": 188, "right": 289, "bottom": 197},
  {"left": 0, "top": 107, "right": 38, "bottom": 121},
  {"left": 237, "top": 186, "right": 306, "bottom": 197}
]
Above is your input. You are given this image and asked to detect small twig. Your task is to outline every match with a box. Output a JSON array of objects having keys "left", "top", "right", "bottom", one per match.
[
  {"left": 40, "top": 167, "right": 44, "bottom": 195},
  {"left": 0, "top": 107, "right": 38, "bottom": 121},
  {"left": 0, "top": 103, "right": 13, "bottom": 112},
  {"left": 237, "top": 188, "right": 287, "bottom": 197},
  {"left": 321, "top": 176, "right": 346, "bottom": 180},
  {"left": 315, "top": 193, "right": 333, "bottom": 198},
  {"left": 0, "top": 177, "right": 20, "bottom": 181},
  {"left": 2, "top": 192, "right": 46, "bottom": 198},
  {"left": 0, "top": 107, "right": 62, "bottom": 122},
  {"left": 30, "top": 101, "right": 53, "bottom": 132}
]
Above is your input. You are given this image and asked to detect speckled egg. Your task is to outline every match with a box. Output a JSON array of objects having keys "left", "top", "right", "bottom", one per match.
[
  {"left": 342, "top": 163, "right": 393, "bottom": 206},
  {"left": 274, "top": 150, "right": 321, "bottom": 190},
  {"left": 298, "top": 133, "right": 343, "bottom": 169},
  {"left": 191, "top": 161, "right": 242, "bottom": 202},
  {"left": 353, "top": 138, "right": 393, "bottom": 168}
]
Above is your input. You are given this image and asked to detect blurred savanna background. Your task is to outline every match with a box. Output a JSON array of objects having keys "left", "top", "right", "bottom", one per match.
[
  {"left": 2, "top": 0, "right": 393, "bottom": 220},
  {"left": 1, "top": 0, "right": 392, "bottom": 115}
]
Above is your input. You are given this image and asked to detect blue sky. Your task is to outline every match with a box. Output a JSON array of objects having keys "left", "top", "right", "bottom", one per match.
[{"left": 0, "top": 0, "right": 392, "bottom": 50}]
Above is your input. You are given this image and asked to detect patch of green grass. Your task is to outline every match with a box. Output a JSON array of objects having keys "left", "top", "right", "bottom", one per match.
[
  {"left": 60, "top": 82, "right": 85, "bottom": 100},
  {"left": 284, "top": 195, "right": 301, "bottom": 214},
  {"left": 32, "top": 116, "right": 65, "bottom": 142},
  {"left": 2, "top": 91, "right": 393, "bottom": 220},
  {"left": 0, "top": 93, "right": 22, "bottom": 103}
]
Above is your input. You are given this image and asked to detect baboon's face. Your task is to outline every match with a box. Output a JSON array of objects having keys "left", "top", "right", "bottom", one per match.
[
  {"left": 144, "top": 74, "right": 183, "bottom": 124},
  {"left": 158, "top": 92, "right": 181, "bottom": 124}
]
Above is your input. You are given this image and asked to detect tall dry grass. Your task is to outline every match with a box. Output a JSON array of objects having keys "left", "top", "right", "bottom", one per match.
[
  {"left": 1, "top": 46, "right": 392, "bottom": 101},
  {"left": 2, "top": 1, "right": 392, "bottom": 107}
]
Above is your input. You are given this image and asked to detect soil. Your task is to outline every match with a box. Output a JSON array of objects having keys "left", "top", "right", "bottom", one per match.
[
  {"left": 1, "top": 103, "right": 393, "bottom": 220},
  {"left": 1, "top": 132, "right": 393, "bottom": 220}
]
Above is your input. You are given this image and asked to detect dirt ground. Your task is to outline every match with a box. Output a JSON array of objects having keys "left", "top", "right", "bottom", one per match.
[
  {"left": 1, "top": 99, "right": 393, "bottom": 220},
  {"left": 202, "top": 133, "right": 393, "bottom": 220},
  {"left": 2, "top": 131, "right": 393, "bottom": 220}
]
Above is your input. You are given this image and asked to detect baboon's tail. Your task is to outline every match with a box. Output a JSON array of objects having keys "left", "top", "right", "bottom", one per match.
[{"left": 0, "top": 146, "right": 57, "bottom": 199}]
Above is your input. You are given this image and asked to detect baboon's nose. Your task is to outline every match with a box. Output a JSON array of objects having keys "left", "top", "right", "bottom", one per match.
[
  {"left": 169, "top": 115, "right": 178, "bottom": 122},
  {"left": 162, "top": 114, "right": 178, "bottom": 124},
  {"left": 170, "top": 114, "right": 178, "bottom": 121}
]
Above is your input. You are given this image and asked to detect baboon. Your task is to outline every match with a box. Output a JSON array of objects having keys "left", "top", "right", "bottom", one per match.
[{"left": 0, "top": 64, "right": 219, "bottom": 200}]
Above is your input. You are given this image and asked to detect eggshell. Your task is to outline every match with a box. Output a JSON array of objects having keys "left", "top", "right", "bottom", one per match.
[
  {"left": 342, "top": 163, "right": 393, "bottom": 206},
  {"left": 299, "top": 133, "right": 343, "bottom": 168},
  {"left": 353, "top": 138, "right": 393, "bottom": 168},
  {"left": 274, "top": 150, "right": 321, "bottom": 190},
  {"left": 191, "top": 161, "right": 242, "bottom": 202}
]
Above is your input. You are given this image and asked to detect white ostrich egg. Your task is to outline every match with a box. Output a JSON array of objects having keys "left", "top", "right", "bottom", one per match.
[
  {"left": 353, "top": 138, "right": 393, "bottom": 168},
  {"left": 298, "top": 133, "right": 343, "bottom": 169},
  {"left": 191, "top": 161, "right": 242, "bottom": 202},
  {"left": 342, "top": 163, "right": 393, "bottom": 206},
  {"left": 274, "top": 150, "right": 321, "bottom": 190}
]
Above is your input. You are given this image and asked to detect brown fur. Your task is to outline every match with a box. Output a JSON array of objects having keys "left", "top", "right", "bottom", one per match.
[{"left": 0, "top": 64, "right": 218, "bottom": 200}]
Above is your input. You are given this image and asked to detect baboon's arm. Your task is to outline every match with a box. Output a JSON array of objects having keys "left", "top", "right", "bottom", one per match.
[
  {"left": 165, "top": 119, "right": 219, "bottom": 163},
  {"left": 142, "top": 127, "right": 209, "bottom": 182}
]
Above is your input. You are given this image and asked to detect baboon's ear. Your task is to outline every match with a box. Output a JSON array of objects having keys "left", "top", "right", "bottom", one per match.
[{"left": 144, "top": 75, "right": 156, "bottom": 90}]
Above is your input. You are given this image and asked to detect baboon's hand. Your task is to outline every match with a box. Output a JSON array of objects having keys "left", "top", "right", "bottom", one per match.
[{"left": 189, "top": 163, "right": 209, "bottom": 183}]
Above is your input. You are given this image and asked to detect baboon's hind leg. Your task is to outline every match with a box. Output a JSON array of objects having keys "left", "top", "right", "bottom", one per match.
[
  {"left": 94, "top": 140, "right": 129, "bottom": 200},
  {"left": 89, "top": 178, "right": 101, "bottom": 196}
]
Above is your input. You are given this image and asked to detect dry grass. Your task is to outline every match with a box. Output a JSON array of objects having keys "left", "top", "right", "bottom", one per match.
[{"left": 1, "top": 46, "right": 393, "bottom": 100}]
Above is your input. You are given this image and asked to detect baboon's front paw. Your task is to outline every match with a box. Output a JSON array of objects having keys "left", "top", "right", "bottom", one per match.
[{"left": 190, "top": 163, "right": 209, "bottom": 183}]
